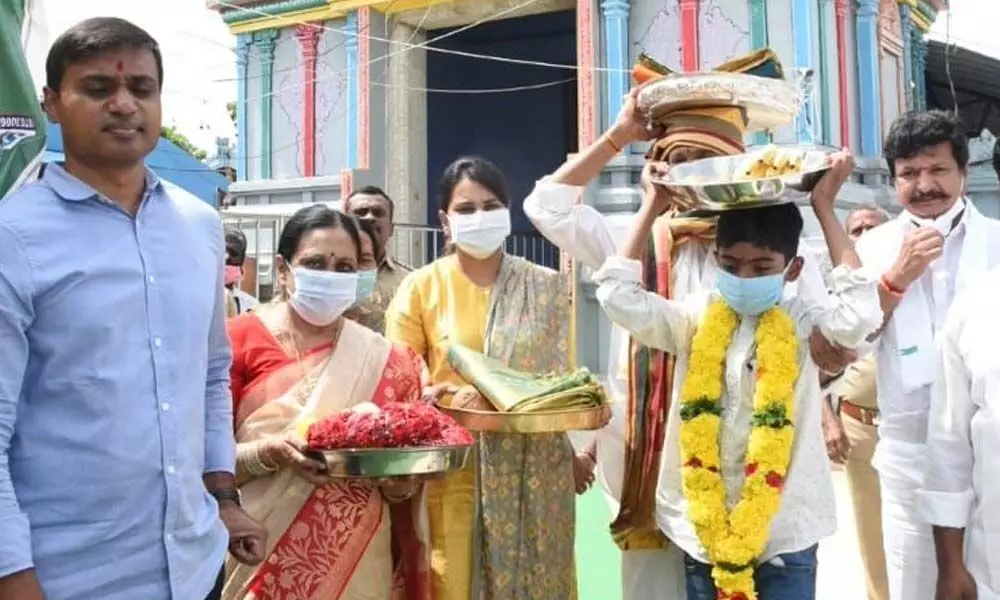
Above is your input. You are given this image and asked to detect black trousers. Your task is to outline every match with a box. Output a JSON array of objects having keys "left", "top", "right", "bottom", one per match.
[{"left": 204, "top": 568, "right": 224, "bottom": 600}]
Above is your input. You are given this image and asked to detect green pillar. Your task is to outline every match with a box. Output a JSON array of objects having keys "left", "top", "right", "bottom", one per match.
[{"left": 254, "top": 29, "right": 279, "bottom": 180}]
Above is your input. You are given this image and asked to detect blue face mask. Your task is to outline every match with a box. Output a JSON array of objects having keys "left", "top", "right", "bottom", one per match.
[
  {"left": 355, "top": 269, "right": 378, "bottom": 304},
  {"left": 716, "top": 267, "right": 788, "bottom": 317}
]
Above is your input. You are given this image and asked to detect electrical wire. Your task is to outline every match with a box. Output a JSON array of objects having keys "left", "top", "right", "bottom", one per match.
[
  {"left": 944, "top": 7, "right": 958, "bottom": 114},
  {"left": 153, "top": 0, "right": 579, "bottom": 163},
  {"left": 212, "top": 0, "right": 629, "bottom": 105}
]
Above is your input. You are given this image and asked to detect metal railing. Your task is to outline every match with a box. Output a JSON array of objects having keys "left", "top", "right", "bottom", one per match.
[{"left": 222, "top": 216, "right": 560, "bottom": 301}]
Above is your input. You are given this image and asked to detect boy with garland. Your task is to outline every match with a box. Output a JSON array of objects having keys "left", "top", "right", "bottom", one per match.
[{"left": 593, "top": 158, "right": 883, "bottom": 600}]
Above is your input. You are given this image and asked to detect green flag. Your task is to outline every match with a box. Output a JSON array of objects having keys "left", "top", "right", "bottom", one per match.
[{"left": 0, "top": 0, "right": 46, "bottom": 199}]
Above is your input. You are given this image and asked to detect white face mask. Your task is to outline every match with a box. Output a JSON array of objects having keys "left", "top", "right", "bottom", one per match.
[
  {"left": 448, "top": 208, "right": 511, "bottom": 259},
  {"left": 287, "top": 267, "right": 358, "bottom": 326},
  {"left": 908, "top": 197, "right": 966, "bottom": 237}
]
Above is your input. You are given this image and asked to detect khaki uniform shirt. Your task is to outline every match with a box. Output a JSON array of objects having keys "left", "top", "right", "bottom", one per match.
[
  {"left": 356, "top": 256, "right": 412, "bottom": 334},
  {"left": 835, "top": 354, "right": 878, "bottom": 410}
]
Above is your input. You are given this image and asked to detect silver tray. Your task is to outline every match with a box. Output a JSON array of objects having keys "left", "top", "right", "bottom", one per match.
[
  {"left": 305, "top": 445, "right": 472, "bottom": 478},
  {"left": 652, "top": 145, "right": 836, "bottom": 211},
  {"left": 637, "top": 72, "right": 803, "bottom": 132}
]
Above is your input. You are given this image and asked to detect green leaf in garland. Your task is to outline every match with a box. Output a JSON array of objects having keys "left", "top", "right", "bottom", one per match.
[
  {"left": 680, "top": 398, "right": 722, "bottom": 421},
  {"left": 751, "top": 404, "right": 792, "bottom": 428}
]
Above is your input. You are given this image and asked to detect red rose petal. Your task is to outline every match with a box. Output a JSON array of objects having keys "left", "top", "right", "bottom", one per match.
[{"left": 306, "top": 401, "right": 473, "bottom": 450}]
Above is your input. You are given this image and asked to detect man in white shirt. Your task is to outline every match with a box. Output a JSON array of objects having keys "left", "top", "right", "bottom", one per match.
[
  {"left": 846, "top": 110, "right": 1000, "bottom": 600},
  {"left": 920, "top": 268, "right": 1000, "bottom": 600}
]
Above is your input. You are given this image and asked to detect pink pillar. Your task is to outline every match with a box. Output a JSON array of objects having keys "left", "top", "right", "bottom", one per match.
[
  {"left": 295, "top": 24, "right": 321, "bottom": 177},
  {"left": 680, "top": 0, "right": 700, "bottom": 71}
]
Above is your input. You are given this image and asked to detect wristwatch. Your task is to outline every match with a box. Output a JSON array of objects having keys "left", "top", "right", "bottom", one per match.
[{"left": 211, "top": 487, "right": 242, "bottom": 507}]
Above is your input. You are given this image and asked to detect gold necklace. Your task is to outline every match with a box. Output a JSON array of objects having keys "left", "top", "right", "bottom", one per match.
[{"left": 274, "top": 310, "right": 344, "bottom": 405}]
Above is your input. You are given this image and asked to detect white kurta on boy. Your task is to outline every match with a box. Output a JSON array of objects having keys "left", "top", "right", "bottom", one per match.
[{"left": 593, "top": 256, "right": 881, "bottom": 564}]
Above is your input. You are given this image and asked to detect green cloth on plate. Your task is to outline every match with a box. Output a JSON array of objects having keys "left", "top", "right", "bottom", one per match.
[{"left": 447, "top": 344, "right": 606, "bottom": 413}]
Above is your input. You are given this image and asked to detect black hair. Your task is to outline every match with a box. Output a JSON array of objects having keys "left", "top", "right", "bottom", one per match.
[
  {"left": 883, "top": 110, "right": 969, "bottom": 178},
  {"left": 277, "top": 206, "right": 362, "bottom": 264},
  {"left": 355, "top": 218, "right": 384, "bottom": 263},
  {"left": 224, "top": 226, "right": 247, "bottom": 263},
  {"left": 437, "top": 156, "right": 509, "bottom": 212},
  {"left": 46, "top": 17, "right": 164, "bottom": 91},
  {"left": 345, "top": 185, "right": 395, "bottom": 220},
  {"left": 716, "top": 203, "right": 804, "bottom": 263}
]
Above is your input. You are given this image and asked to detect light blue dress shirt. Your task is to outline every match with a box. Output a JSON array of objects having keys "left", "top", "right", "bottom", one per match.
[{"left": 0, "top": 164, "right": 235, "bottom": 599}]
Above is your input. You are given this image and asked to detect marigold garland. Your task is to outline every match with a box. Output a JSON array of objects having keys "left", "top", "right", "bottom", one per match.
[{"left": 678, "top": 298, "right": 799, "bottom": 600}]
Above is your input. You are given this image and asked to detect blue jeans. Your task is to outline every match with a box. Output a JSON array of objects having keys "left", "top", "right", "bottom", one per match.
[{"left": 684, "top": 545, "right": 818, "bottom": 600}]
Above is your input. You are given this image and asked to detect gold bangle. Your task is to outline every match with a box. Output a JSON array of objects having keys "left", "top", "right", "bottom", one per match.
[{"left": 241, "top": 440, "right": 278, "bottom": 477}]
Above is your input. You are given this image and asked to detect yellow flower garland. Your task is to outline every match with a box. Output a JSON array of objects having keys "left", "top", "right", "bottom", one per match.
[{"left": 678, "top": 298, "right": 799, "bottom": 600}]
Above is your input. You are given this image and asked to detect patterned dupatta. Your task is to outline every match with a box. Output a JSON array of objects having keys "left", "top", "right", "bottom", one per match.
[
  {"left": 611, "top": 216, "right": 715, "bottom": 550},
  {"left": 470, "top": 254, "right": 577, "bottom": 599},
  {"left": 223, "top": 320, "right": 431, "bottom": 600}
]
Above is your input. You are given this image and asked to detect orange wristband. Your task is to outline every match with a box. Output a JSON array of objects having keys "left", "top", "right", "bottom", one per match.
[
  {"left": 605, "top": 134, "right": 622, "bottom": 154},
  {"left": 880, "top": 274, "right": 905, "bottom": 297}
]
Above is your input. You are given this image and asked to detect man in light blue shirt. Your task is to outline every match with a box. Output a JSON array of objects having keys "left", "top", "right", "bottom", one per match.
[{"left": 0, "top": 17, "right": 265, "bottom": 600}]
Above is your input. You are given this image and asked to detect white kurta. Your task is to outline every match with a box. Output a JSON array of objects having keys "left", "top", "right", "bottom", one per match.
[
  {"left": 920, "top": 267, "right": 1000, "bottom": 600},
  {"left": 594, "top": 257, "right": 881, "bottom": 564},
  {"left": 523, "top": 177, "right": 832, "bottom": 600},
  {"left": 854, "top": 201, "right": 1000, "bottom": 600}
]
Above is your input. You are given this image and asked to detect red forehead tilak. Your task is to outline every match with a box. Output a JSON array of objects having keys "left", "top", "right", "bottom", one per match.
[{"left": 116, "top": 61, "right": 124, "bottom": 73}]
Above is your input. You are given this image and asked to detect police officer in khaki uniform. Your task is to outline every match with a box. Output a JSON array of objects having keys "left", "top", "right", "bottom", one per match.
[{"left": 342, "top": 186, "right": 412, "bottom": 334}]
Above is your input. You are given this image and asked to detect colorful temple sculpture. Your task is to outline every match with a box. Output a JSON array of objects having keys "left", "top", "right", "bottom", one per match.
[{"left": 211, "top": 0, "right": 962, "bottom": 371}]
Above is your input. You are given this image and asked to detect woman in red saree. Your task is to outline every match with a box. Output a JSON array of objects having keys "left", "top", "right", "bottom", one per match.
[{"left": 222, "top": 206, "right": 432, "bottom": 600}]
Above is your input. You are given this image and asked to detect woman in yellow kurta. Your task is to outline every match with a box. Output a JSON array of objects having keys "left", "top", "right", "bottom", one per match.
[{"left": 386, "top": 156, "right": 577, "bottom": 600}]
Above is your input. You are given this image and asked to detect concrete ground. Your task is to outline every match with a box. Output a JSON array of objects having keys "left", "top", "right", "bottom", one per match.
[{"left": 575, "top": 465, "right": 868, "bottom": 600}]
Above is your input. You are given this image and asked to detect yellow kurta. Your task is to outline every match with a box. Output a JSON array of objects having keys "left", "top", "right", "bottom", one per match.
[{"left": 386, "top": 254, "right": 490, "bottom": 600}]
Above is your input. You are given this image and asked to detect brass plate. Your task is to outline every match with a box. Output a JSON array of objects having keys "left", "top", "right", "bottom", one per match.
[{"left": 436, "top": 403, "right": 612, "bottom": 434}]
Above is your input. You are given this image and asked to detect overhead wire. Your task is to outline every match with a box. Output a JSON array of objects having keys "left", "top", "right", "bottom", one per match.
[
  {"left": 160, "top": 0, "right": 578, "bottom": 164},
  {"left": 205, "top": 0, "right": 406, "bottom": 83},
  {"left": 944, "top": 7, "right": 958, "bottom": 114},
  {"left": 212, "top": 0, "right": 628, "bottom": 105}
]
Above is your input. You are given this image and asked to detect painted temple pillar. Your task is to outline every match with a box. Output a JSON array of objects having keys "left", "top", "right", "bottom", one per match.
[
  {"left": 574, "top": 0, "right": 610, "bottom": 371},
  {"left": 600, "top": 0, "right": 629, "bottom": 129},
  {"left": 817, "top": 0, "right": 833, "bottom": 145},
  {"left": 834, "top": 0, "right": 851, "bottom": 147},
  {"left": 899, "top": 1, "right": 914, "bottom": 109},
  {"left": 911, "top": 29, "right": 928, "bottom": 110},
  {"left": 856, "top": 0, "right": 883, "bottom": 157},
  {"left": 748, "top": 0, "right": 769, "bottom": 145},
  {"left": 295, "top": 24, "right": 321, "bottom": 178},
  {"left": 791, "top": 0, "right": 818, "bottom": 143},
  {"left": 235, "top": 34, "right": 251, "bottom": 181},
  {"left": 679, "top": 0, "right": 699, "bottom": 72},
  {"left": 345, "top": 11, "right": 360, "bottom": 170},
  {"left": 253, "top": 28, "right": 279, "bottom": 179}
]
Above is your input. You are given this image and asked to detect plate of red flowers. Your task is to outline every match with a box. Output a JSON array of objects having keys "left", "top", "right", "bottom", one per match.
[{"left": 303, "top": 402, "right": 474, "bottom": 478}]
